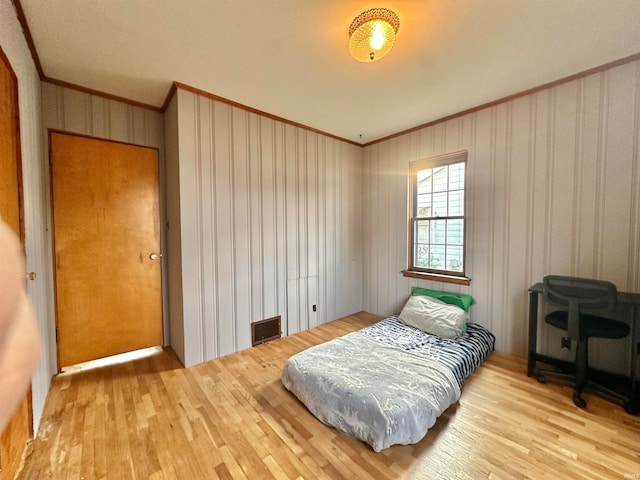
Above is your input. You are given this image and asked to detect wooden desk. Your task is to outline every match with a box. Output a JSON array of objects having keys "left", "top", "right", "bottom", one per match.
[{"left": 527, "top": 282, "right": 639, "bottom": 413}]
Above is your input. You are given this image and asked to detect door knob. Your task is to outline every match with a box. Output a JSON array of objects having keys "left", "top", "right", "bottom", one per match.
[
  {"left": 149, "top": 253, "right": 162, "bottom": 260},
  {"left": 25, "top": 272, "right": 36, "bottom": 281}
]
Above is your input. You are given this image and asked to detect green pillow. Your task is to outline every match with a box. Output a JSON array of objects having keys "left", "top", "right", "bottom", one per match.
[{"left": 411, "top": 287, "right": 475, "bottom": 312}]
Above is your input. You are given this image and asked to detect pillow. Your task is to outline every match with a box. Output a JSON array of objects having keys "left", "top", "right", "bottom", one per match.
[
  {"left": 399, "top": 295, "right": 468, "bottom": 339},
  {"left": 411, "top": 286, "right": 475, "bottom": 312}
]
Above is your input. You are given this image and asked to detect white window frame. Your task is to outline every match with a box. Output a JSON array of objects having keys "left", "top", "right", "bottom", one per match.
[{"left": 408, "top": 151, "right": 468, "bottom": 280}]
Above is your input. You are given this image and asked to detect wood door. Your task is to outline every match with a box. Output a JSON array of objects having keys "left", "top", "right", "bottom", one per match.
[
  {"left": 50, "top": 132, "right": 162, "bottom": 368},
  {"left": 0, "top": 47, "right": 30, "bottom": 480}
]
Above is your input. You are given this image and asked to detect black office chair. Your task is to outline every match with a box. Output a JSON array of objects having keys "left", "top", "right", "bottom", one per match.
[{"left": 537, "top": 275, "right": 630, "bottom": 409}]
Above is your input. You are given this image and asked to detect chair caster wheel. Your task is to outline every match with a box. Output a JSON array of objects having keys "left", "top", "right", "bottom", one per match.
[
  {"left": 537, "top": 372, "right": 547, "bottom": 384},
  {"left": 573, "top": 391, "right": 587, "bottom": 408},
  {"left": 623, "top": 401, "right": 640, "bottom": 415}
]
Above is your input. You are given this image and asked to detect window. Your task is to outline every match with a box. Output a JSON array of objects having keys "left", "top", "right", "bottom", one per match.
[{"left": 408, "top": 151, "right": 467, "bottom": 279}]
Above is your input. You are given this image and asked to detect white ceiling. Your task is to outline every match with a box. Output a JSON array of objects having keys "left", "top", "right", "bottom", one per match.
[{"left": 19, "top": 0, "right": 640, "bottom": 144}]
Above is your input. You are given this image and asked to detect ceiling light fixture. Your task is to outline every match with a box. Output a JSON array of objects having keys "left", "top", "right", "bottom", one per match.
[{"left": 348, "top": 8, "right": 400, "bottom": 63}]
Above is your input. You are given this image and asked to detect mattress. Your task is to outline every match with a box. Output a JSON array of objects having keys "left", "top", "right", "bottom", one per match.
[{"left": 281, "top": 316, "right": 495, "bottom": 451}]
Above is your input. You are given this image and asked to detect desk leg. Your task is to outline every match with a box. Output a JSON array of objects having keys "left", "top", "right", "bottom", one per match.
[
  {"left": 527, "top": 291, "right": 538, "bottom": 376},
  {"left": 631, "top": 305, "right": 638, "bottom": 404}
]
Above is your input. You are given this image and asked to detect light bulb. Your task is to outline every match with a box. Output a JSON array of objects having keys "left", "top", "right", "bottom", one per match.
[{"left": 370, "top": 24, "right": 385, "bottom": 50}]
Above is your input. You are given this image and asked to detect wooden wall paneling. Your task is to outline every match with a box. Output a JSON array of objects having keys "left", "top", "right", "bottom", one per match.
[
  {"left": 249, "top": 112, "right": 263, "bottom": 326},
  {"left": 275, "top": 121, "right": 288, "bottom": 336},
  {"left": 593, "top": 64, "right": 637, "bottom": 374},
  {"left": 89, "top": 95, "right": 107, "bottom": 138},
  {"left": 130, "top": 106, "right": 147, "bottom": 146},
  {"left": 462, "top": 114, "right": 477, "bottom": 283},
  {"left": 575, "top": 76, "right": 607, "bottom": 367},
  {"left": 284, "top": 124, "right": 299, "bottom": 334},
  {"left": 601, "top": 63, "right": 635, "bottom": 289},
  {"left": 576, "top": 75, "right": 602, "bottom": 279},
  {"left": 213, "top": 100, "right": 234, "bottom": 357},
  {"left": 307, "top": 132, "right": 318, "bottom": 278},
  {"left": 470, "top": 108, "right": 495, "bottom": 338},
  {"left": 549, "top": 81, "right": 578, "bottom": 275},
  {"left": 307, "top": 276, "right": 318, "bottom": 328},
  {"left": 307, "top": 135, "right": 318, "bottom": 328},
  {"left": 296, "top": 131, "right": 308, "bottom": 323},
  {"left": 507, "top": 96, "right": 533, "bottom": 357},
  {"left": 286, "top": 278, "right": 299, "bottom": 336},
  {"left": 363, "top": 145, "right": 379, "bottom": 313},
  {"left": 362, "top": 145, "right": 373, "bottom": 312},
  {"left": 176, "top": 89, "right": 204, "bottom": 367},
  {"left": 316, "top": 136, "right": 326, "bottom": 326},
  {"left": 337, "top": 140, "right": 348, "bottom": 320},
  {"left": 376, "top": 141, "right": 391, "bottom": 316},
  {"left": 196, "top": 96, "right": 215, "bottom": 360},
  {"left": 333, "top": 139, "right": 344, "bottom": 318},
  {"left": 492, "top": 104, "right": 510, "bottom": 353},
  {"left": 339, "top": 141, "right": 350, "bottom": 316},
  {"left": 107, "top": 100, "right": 129, "bottom": 141},
  {"left": 348, "top": 142, "right": 365, "bottom": 317},
  {"left": 232, "top": 107, "right": 251, "bottom": 350},
  {"left": 529, "top": 90, "right": 554, "bottom": 358},
  {"left": 338, "top": 139, "right": 349, "bottom": 320},
  {"left": 387, "top": 139, "right": 401, "bottom": 316},
  {"left": 60, "top": 88, "right": 85, "bottom": 133},
  {"left": 631, "top": 62, "right": 640, "bottom": 293},
  {"left": 388, "top": 137, "right": 407, "bottom": 315},
  {"left": 164, "top": 94, "right": 185, "bottom": 363},
  {"left": 322, "top": 138, "right": 336, "bottom": 324},
  {"left": 261, "top": 117, "right": 278, "bottom": 320},
  {"left": 383, "top": 138, "right": 397, "bottom": 315},
  {"left": 172, "top": 87, "right": 362, "bottom": 366},
  {"left": 297, "top": 276, "right": 308, "bottom": 332},
  {"left": 361, "top": 148, "right": 370, "bottom": 311}
]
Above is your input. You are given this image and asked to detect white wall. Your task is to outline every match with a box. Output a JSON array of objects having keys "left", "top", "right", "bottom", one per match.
[
  {"left": 167, "top": 87, "right": 363, "bottom": 366},
  {"left": 363, "top": 59, "right": 640, "bottom": 374},
  {"left": 164, "top": 93, "right": 185, "bottom": 363},
  {"left": 0, "top": 0, "right": 51, "bottom": 431}
]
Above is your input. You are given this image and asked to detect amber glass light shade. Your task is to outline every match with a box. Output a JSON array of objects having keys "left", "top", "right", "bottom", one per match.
[{"left": 348, "top": 8, "right": 400, "bottom": 62}]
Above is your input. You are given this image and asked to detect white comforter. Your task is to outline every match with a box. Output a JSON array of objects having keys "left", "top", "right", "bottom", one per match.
[{"left": 281, "top": 331, "right": 461, "bottom": 452}]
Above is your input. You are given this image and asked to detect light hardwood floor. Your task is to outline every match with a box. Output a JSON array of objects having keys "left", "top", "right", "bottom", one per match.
[{"left": 17, "top": 312, "right": 640, "bottom": 479}]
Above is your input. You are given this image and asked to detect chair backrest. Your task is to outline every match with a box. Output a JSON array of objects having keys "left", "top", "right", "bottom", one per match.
[{"left": 542, "top": 275, "right": 617, "bottom": 341}]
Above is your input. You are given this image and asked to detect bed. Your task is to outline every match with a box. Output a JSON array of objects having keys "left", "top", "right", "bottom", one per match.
[{"left": 281, "top": 290, "right": 495, "bottom": 452}]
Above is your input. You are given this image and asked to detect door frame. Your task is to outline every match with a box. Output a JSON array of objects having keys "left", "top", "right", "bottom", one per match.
[
  {"left": 0, "top": 43, "right": 33, "bottom": 473},
  {"left": 48, "top": 129, "right": 165, "bottom": 371}
]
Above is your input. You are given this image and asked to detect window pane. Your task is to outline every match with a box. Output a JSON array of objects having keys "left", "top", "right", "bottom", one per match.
[
  {"left": 416, "top": 193, "right": 432, "bottom": 217},
  {"left": 445, "top": 245, "right": 464, "bottom": 272},
  {"left": 416, "top": 219, "right": 429, "bottom": 243},
  {"left": 448, "top": 190, "right": 464, "bottom": 216},
  {"left": 446, "top": 219, "right": 464, "bottom": 245},
  {"left": 415, "top": 243, "right": 429, "bottom": 268},
  {"left": 417, "top": 168, "right": 432, "bottom": 194},
  {"left": 429, "top": 244, "right": 445, "bottom": 270},
  {"left": 432, "top": 167, "right": 448, "bottom": 193},
  {"left": 448, "top": 162, "right": 465, "bottom": 190},
  {"left": 431, "top": 219, "right": 446, "bottom": 244},
  {"left": 432, "top": 192, "right": 447, "bottom": 217}
]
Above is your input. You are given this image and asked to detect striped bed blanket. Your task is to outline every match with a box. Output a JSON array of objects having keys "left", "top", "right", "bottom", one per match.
[{"left": 359, "top": 316, "right": 496, "bottom": 387}]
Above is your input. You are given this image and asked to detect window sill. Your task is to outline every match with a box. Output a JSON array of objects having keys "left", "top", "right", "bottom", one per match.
[{"left": 401, "top": 270, "right": 471, "bottom": 286}]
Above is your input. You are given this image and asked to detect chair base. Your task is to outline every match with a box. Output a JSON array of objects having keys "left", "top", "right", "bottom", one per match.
[{"left": 537, "top": 368, "right": 630, "bottom": 411}]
